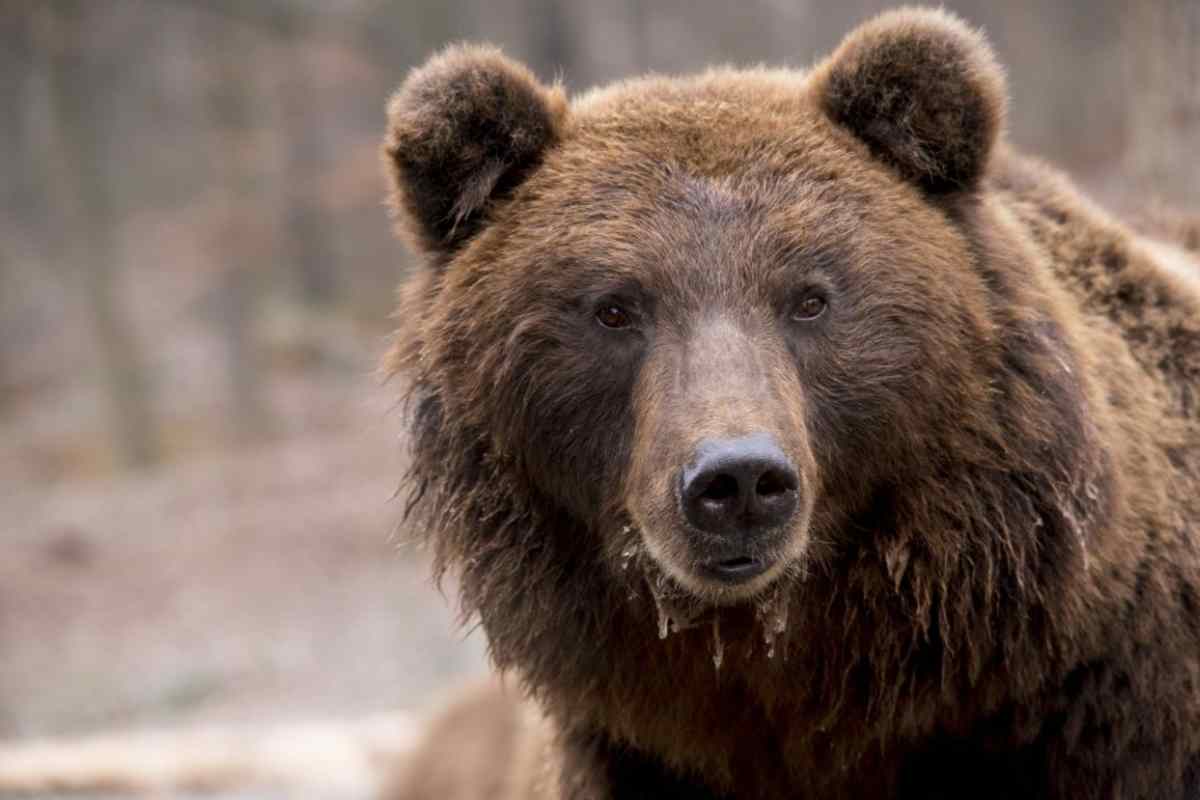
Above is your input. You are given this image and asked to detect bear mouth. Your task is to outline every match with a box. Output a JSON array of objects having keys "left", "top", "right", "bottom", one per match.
[
  {"left": 619, "top": 527, "right": 795, "bottom": 664},
  {"left": 629, "top": 520, "right": 794, "bottom": 604},
  {"left": 698, "top": 555, "right": 772, "bottom": 584},
  {"left": 643, "top": 566, "right": 793, "bottom": 667}
]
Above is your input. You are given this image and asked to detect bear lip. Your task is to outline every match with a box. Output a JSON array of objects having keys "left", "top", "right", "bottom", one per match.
[
  {"left": 629, "top": 507, "right": 805, "bottom": 604},
  {"left": 698, "top": 555, "right": 771, "bottom": 585}
]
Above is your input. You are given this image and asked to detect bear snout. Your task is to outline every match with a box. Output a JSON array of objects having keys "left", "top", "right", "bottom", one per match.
[{"left": 678, "top": 433, "right": 801, "bottom": 583}]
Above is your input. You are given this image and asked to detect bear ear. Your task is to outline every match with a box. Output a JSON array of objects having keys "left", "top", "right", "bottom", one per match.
[
  {"left": 814, "top": 8, "right": 1006, "bottom": 194},
  {"left": 384, "top": 45, "right": 567, "bottom": 257}
]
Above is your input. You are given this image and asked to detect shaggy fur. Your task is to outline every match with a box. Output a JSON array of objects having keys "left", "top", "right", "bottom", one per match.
[
  {"left": 817, "top": 8, "right": 1006, "bottom": 193},
  {"left": 383, "top": 44, "right": 568, "bottom": 255},
  {"left": 381, "top": 679, "right": 553, "bottom": 800},
  {"left": 382, "top": 7, "right": 1200, "bottom": 799}
]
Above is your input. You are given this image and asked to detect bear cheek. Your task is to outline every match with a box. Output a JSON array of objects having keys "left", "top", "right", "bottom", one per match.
[
  {"left": 622, "top": 406, "right": 682, "bottom": 555},
  {"left": 488, "top": 325, "right": 640, "bottom": 527}
]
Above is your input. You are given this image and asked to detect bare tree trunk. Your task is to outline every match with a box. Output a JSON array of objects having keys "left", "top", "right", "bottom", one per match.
[
  {"left": 40, "top": 3, "right": 161, "bottom": 468},
  {"left": 207, "top": 14, "right": 273, "bottom": 444},
  {"left": 269, "top": 11, "right": 338, "bottom": 310},
  {"left": 1123, "top": 0, "right": 1200, "bottom": 208},
  {"left": 217, "top": 261, "right": 270, "bottom": 443}
]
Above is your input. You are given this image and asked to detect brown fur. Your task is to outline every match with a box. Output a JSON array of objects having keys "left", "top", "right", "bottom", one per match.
[
  {"left": 383, "top": 44, "right": 568, "bottom": 256},
  {"left": 382, "top": 678, "right": 553, "bottom": 800},
  {"left": 382, "top": 7, "right": 1200, "bottom": 799}
]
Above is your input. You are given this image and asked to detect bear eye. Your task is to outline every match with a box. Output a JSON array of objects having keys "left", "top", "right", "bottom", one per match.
[
  {"left": 596, "top": 303, "right": 632, "bottom": 330},
  {"left": 790, "top": 294, "right": 828, "bottom": 322}
]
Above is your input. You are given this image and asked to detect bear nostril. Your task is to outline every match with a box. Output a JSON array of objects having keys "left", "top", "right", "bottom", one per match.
[
  {"left": 680, "top": 434, "right": 802, "bottom": 537},
  {"left": 755, "top": 469, "right": 797, "bottom": 498},
  {"left": 699, "top": 474, "right": 740, "bottom": 503}
]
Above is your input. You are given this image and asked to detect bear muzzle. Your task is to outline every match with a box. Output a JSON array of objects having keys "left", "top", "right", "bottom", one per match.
[{"left": 678, "top": 433, "right": 802, "bottom": 586}]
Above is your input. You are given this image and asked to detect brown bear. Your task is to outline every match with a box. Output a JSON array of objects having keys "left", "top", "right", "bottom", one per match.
[{"left": 381, "top": 7, "right": 1200, "bottom": 799}]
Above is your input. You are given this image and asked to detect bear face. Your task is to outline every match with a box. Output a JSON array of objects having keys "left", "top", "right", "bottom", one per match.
[{"left": 386, "top": 9, "right": 1100, "bottom": 619}]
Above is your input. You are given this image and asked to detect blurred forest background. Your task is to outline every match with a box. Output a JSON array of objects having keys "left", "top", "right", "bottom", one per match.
[{"left": 0, "top": 0, "right": 1196, "bottom": 794}]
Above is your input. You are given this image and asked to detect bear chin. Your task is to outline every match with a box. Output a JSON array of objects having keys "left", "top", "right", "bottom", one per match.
[
  {"left": 623, "top": 532, "right": 799, "bottom": 648},
  {"left": 632, "top": 525, "right": 804, "bottom": 608}
]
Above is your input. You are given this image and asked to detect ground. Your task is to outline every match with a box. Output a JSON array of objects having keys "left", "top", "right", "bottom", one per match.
[{"left": 0, "top": 398, "right": 486, "bottom": 798}]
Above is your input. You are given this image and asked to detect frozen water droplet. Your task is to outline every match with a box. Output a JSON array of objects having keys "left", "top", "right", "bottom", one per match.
[
  {"left": 620, "top": 544, "right": 639, "bottom": 571},
  {"left": 885, "top": 544, "right": 911, "bottom": 586},
  {"left": 772, "top": 599, "right": 789, "bottom": 636},
  {"left": 645, "top": 571, "right": 707, "bottom": 638},
  {"left": 653, "top": 591, "right": 670, "bottom": 639},
  {"left": 756, "top": 588, "right": 790, "bottom": 660},
  {"left": 711, "top": 616, "right": 724, "bottom": 672}
]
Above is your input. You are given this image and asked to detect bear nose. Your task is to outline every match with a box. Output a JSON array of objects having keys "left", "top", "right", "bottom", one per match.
[{"left": 680, "top": 434, "right": 800, "bottom": 538}]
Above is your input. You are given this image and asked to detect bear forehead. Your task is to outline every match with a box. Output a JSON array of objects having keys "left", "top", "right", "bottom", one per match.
[
  {"left": 571, "top": 67, "right": 814, "bottom": 125},
  {"left": 499, "top": 70, "right": 936, "bottom": 246},
  {"left": 562, "top": 69, "right": 864, "bottom": 177},
  {"left": 493, "top": 163, "right": 858, "bottom": 291},
  {"left": 488, "top": 80, "right": 949, "bottom": 282},
  {"left": 476, "top": 162, "right": 964, "bottom": 323}
]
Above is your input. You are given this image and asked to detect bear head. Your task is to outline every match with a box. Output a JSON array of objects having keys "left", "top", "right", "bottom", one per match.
[{"left": 383, "top": 9, "right": 1109, "bottom": 675}]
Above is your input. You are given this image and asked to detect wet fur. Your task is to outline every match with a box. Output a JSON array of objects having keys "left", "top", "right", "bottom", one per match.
[{"left": 383, "top": 8, "right": 1200, "bottom": 799}]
